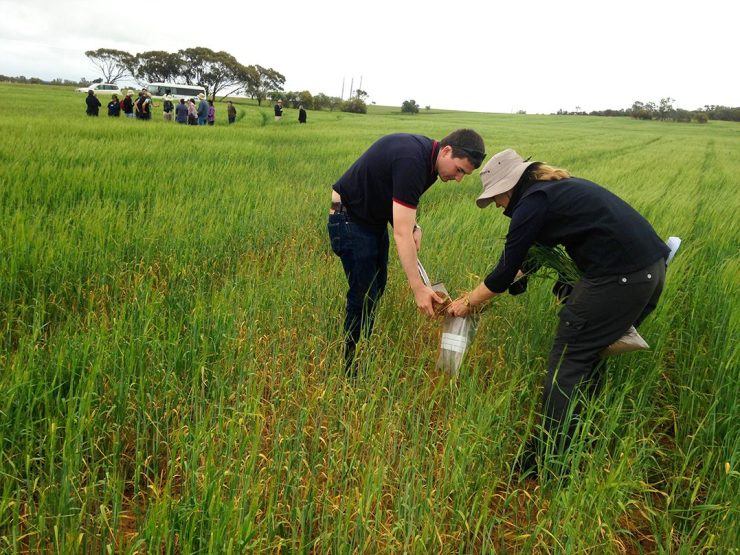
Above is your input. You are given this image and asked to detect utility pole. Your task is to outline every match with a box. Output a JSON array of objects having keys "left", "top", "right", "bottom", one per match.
[
  {"left": 341, "top": 76, "right": 345, "bottom": 100},
  {"left": 349, "top": 77, "right": 354, "bottom": 100},
  {"left": 358, "top": 75, "right": 363, "bottom": 95}
]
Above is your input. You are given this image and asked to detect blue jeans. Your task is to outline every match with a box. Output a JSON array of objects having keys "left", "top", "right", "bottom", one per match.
[
  {"left": 328, "top": 212, "right": 389, "bottom": 370},
  {"left": 198, "top": 116, "right": 207, "bottom": 125}
]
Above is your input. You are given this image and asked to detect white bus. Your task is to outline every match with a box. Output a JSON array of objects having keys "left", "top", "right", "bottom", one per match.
[{"left": 145, "top": 82, "right": 206, "bottom": 99}]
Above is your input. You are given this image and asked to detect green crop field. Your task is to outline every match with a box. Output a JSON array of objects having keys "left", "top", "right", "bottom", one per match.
[{"left": 0, "top": 83, "right": 737, "bottom": 553}]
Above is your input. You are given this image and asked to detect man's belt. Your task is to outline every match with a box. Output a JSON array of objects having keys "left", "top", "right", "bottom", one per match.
[{"left": 330, "top": 201, "right": 347, "bottom": 213}]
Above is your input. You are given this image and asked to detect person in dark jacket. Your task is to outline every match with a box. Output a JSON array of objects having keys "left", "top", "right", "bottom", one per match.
[
  {"left": 227, "top": 101, "right": 237, "bottom": 124},
  {"left": 134, "top": 91, "right": 145, "bottom": 119},
  {"left": 175, "top": 99, "right": 188, "bottom": 124},
  {"left": 121, "top": 90, "right": 135, "bottom": 118},
  {"left": 107, "top": 94, "right": 121, "bottom": 117},
  {"left": 274, "top": 99, "right": 283, "bottom": 121},
  {"left": 298, "top": 105, "right": 307, "bottom": 123},
  {"left": 162, "top": 94, "right": 175, "bottom": 121},
  {"left": 85, "top": 90, "right": 102, "bottom": 116},
  {"left": 447, "top": 149, "right": 670, "bottom": 477},
  {"left": 140, "top": 91, "right": 152, "bottom": 120}
]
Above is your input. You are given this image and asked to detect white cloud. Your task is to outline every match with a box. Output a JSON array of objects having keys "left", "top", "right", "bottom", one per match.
[{"left": 0, "top": 0, "right": 737, "bottom": 112}]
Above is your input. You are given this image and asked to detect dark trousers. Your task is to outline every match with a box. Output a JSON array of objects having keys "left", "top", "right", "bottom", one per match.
[
  {"left": 541, "top": 257, "right": 666, "bottom": 454},
  {"left": 327, "top": 212, "right": 389, "bottom": 371}
]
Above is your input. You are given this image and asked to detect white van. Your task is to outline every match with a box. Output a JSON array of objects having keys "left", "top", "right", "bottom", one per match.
[
  {"left": 145, "top": 82, "right": 206, "bottom": 99},
  {"left": 76, "top": 83, "right": 122, "bottom": 95}
]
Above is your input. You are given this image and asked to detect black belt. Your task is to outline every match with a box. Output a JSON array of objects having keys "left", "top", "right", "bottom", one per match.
[{"left": 330, "top": 201, "right": 348, "bottom": 214}]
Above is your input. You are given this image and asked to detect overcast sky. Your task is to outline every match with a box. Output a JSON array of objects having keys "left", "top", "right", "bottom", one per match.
[{"left": 1, "top": 0, "right": 737, "bottom": 113}]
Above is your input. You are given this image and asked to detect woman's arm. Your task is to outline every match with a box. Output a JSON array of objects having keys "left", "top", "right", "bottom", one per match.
[{"left": 448, "top": 193, "right": 549, "bottom": 317}]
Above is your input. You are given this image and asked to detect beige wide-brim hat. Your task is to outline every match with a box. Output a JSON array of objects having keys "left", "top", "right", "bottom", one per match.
[
  {"left": 127, "top": 90, "right": 134, "bottom": 96},
  {"left": 476, "top": 149, "right": 537, "bottom": 208},
  {"left": 197, "top": 93, "right": 205, "bottom": 99},
  {"left": 164, "top": 94, "right": 173, "bottom": 100}
]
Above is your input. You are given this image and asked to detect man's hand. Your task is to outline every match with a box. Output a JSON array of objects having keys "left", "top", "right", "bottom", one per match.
[{"left": 413, "top": 285, "right": 445, "bottom": 318}]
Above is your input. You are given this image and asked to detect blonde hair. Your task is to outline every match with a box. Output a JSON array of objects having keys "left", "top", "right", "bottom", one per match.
[{"left": 532, "top": 163, "right": 571, "bottom": 181}]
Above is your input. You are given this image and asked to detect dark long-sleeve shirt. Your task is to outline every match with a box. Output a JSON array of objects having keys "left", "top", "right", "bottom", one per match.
[
  {"left": 86, "top": 95, "right": 102, "bottom": 115},
  {"left": 484, "top": 178, "right": 670, "bottom": 293}
]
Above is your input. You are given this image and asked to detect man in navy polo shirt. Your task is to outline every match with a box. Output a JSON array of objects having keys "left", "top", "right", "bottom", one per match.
[{"left": 328, "top": 129, "right": 486, "bottom": 373}]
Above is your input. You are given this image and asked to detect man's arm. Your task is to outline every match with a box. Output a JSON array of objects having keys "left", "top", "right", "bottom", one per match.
[{"left": 392, "top": 202, "right": 443, "bottom": 317}]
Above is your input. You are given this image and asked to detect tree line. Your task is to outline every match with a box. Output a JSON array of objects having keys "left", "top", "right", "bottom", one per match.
[
  {"left": 5, "top": 66, "right": 735, "bottom": 122},
  {"left": 0, "top": 75, "right": 86, "bottom": 87},
  {"left": 555, "top": 97, "right": 739, "bottom": 123},
  {"left": 83, "top": 47, "right": 368, "bottom": 113}
]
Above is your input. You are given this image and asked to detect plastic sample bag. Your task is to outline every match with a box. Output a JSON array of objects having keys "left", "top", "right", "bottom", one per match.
[
  {"left": 417, "top": 260, "right": 478, "bottom": 375},
  {"left": 435, "top": 283, "right": 479, "bottom": 375}
]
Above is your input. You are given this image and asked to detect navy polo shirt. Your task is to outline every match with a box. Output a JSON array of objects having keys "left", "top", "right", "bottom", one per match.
[
  {"left": 484, "top": 178, "right": 671, "bottom": 293},
  {"left": 332, "top": 134, "right": 439, "bottom": 231}
]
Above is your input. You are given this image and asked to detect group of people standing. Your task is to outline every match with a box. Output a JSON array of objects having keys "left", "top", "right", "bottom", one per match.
[
  {"left": 87, "top": 89, "right": 149, "bottom": 119},
  {"left": 86, "top": 89, "right": 238, "bottom": 125},
  {"left": 170, "top": 93, "right": 217, "bottom": 125},
  {"left": 328, "top": 129, "right": 670, "bottom": 479},
  {"left": 87, "top": 89, "right": 295, "bottom": 126},
  {"left": 274, "top": 98, "right": 307, "bottom": 124}
]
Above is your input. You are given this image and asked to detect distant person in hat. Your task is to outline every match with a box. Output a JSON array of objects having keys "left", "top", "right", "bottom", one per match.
[
  {"left": 121, "top": 90, "right": 135, "bottom": 118},
  {"left": 197, "top": 93, "right": 209, "bottom": 125},
  {"left": 274, "top": 99, "right": 283, "bottom": 122},
  {"left": 85, "top": 90, "right": 101, "bottom": 116},
  {"left": 446, "top": 149, "right": 670, "bottom": 478},
  {"left": 162, "top": 94, "right": 175, "bottom": 121},
  {"left": 329, "top": 129, "right": 486, "bottom": 374}
]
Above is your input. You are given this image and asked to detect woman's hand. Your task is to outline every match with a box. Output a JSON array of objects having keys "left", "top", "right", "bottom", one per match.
[{"left": 447, "top": 295, "right": 472, "bottom": 317}]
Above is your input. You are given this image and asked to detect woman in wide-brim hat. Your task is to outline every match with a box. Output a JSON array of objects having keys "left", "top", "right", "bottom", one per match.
[{"left": 447, "top": 148, "right": 670, "bottom": 478}]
